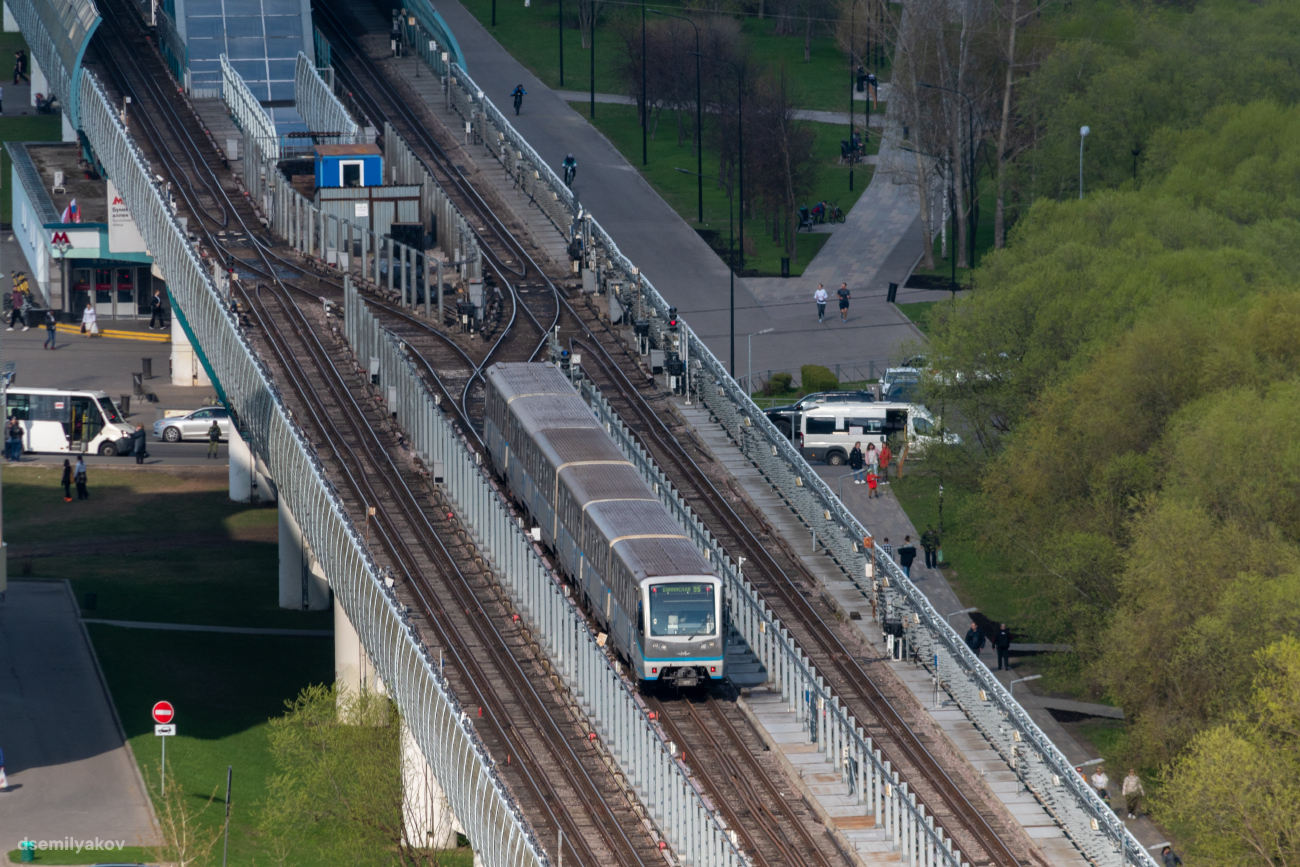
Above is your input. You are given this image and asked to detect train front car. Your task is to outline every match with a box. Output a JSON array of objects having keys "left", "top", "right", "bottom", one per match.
[{"left": 640, "top": 574, "right": 725, "bottom": 689}]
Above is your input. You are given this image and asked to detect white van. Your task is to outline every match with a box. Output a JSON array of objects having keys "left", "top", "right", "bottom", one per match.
[
  {"left": 4, "top": 388, "right": 134, "bottom": 456},
  {"left": 797, "top": 401, "right": 951, "bottom": 465}
]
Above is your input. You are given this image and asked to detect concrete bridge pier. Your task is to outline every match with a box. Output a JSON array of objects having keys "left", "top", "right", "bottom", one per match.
[
  {"left": 228, "top": 427, "right": 274, "bottom": 503},
  {"left": 401, "top": 720, "right": 464, "bottom": 851},
  {"left": 278, "top": 498, "right": 329, "bottom": 610},
  {"left": 333, "top": 594, "right": 381, "bottom": 698}
]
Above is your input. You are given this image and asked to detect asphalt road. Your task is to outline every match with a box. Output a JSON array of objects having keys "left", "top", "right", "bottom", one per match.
[{"left": 14, "top": 440, "right": 229, "bottom": 470}]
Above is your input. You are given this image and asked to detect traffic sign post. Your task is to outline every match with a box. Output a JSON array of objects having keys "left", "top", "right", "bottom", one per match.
[{"left": 152, "top": 702, "right": 175, "bottom": 794}]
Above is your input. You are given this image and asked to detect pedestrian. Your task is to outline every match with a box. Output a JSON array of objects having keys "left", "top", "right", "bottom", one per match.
[
  {"left": 865, "top": 442, "right": 878, "bottom": 475},
  {"left": 921, "top": 525, "right": 940, "bottom": 569},
  {"left": 1161, "top": 846, "right": 1182, "bottom": 867},
  {"left": 897, "top": 536, "right": 917, "bottom": 577},
  {"left": 1091, "top": 766, "right": 1110, "bottom": 803},
  {"left": 814, "top": 284, "right": 828, "bottom": 323},
  {"left": 131, "top": 423, "right": 147, "bottom": 465},
  {"left": 0, "top": 82, "right": 4, "bottom": 116},
  {"left": 0, "top": 744, "right": 7, "bottom": 791},
  {"left": 866, "top": 469, "right": 878, "bottom": 498},
  {"left": 964, "top": 621, "right": 985, "bottom": 656},
  {"left": 207, "top": 419, "right": 221, "bottom": 459},
  {"left": 880, "top": 537, "right": 892, "bottom": 559},
  {"left": 6, "top": 417, "right": 22, "bottom": 462},
  {"left": 837, "top": 282, "right": 851, "bottom": 322},
  {"left": 849, "top": 441, "right": 864, "bottom": 483},
  {"left": 7, "top": 284, "right": 23, "bottom": 330},
  {"left": 74, "top": 456, "right": 88, "bottom": 500},
  {"left": 43, "top": 309, "right": 57, "bottom": 350},
  {"left": 13, "top": 50, "right": 28, "bottom": 84},
  {"left": 1122, "top": 769, "right": 1144, "bottom": 819},
  {"left": 878, "top": 441, "right": 892, "bottom": 482},
  {"left": 80, "top": 303, "right": 98, "bottom": 338},
  {"left": 61, "top": 458, "right": 73, "bottom": 502},
  {"left": 994, "top": 623, "right": 1012, "bottom": 670},
  {"left": 148, "top": 289, "right": 165, "bottom": 329}
]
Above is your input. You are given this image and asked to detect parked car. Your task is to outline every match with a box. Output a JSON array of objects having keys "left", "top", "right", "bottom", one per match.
[
  {"left": 153, "top": 406, "right": 231, "bottom": 442},
  {"left": 764, "top": 390, "right": 875, "bottom": 437}
]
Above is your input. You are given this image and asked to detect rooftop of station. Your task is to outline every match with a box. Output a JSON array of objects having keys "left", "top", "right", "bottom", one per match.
[{"left": 8, "top": 141, "right": 108, "bottom": 224}]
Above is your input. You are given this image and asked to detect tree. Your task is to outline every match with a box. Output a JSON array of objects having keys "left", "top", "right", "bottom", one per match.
[
  {"left": 261, "top": 684, "right": 450, "bottom": 866},
  {"left": 147, "top": 765, "right": 224, "bottom": 867},
  {"left": 1159, "top": 637, "right": 1300, "bottom": 867},
  {"left": 749, "top": 67, "right": 817, "bottom": 260}
]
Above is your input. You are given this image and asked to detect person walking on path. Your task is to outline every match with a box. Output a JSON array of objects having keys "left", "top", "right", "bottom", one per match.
[
  {"left": 207, "top": 420, "right": 221, "bottom": 459},
  {"left": 74, "top": 456, "right": 88, "bottom": 500},
  {"left": 43, "top": 309, "right": 57, "bottom": 350},
  {"left": 7, "top": 417, "right": 22, "bottom": 462},
  {"left": 131, "top": 424, "right": 147, "bottom": 465},
  {"left": 814, "top": 285, "right": 828, "bottom": 323},
  {"left": 1091, "top": 766, "right": 1110, "bottom": 803},
  {"left": 837, "top": 282, "right": 851, "bottom": 322},
  {"left": 965, "top": 622, "right": 985, "bottom": 657},
  {"left": 994, "top": 623, "right": 1012, "bottom": 670},
  {"left": 1161, "top": 846, "right": 1182, "bottom": 867},
  {"left": 13, "top": 50, "right": 28, "bottom": 85},
  {"left": 897, "top": 536, "right": 917, "bottom": 577},
  {"left": 61, "top": 459, "right": 73, "bottom": 502},
  {"left": 878, "top": 441, "right": 892, "bottom": 482},
  {"left": 1122, "top": 769, "right": 1144, "bottom": 819},
  {"left": 7, "top": 285, "right": 25, "bottom": 330},
  {"left": 921, "top": 525, "right": 940, "bottom": 568},
  {"left": 879, "top": 537, "right": 892, "bottom": 559},
  {"left": 148, "top": 290, "right": 166, "bottom": 329},
  {"left": 848, "top": 441, "right": 864, "bottom": 483},
  {"left": 866, "top": 469, "right": 878, "bottom": 498},
  {"left": 0, "top": 745, "right": 7, "bottom": 791},
  {"left": 80, "top": 304, "right": 98, "bottom": 338}
]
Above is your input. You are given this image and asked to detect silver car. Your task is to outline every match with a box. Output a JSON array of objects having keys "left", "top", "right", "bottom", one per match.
[{"left": 153, "top": 406, "right": 231, "bottom": 443}]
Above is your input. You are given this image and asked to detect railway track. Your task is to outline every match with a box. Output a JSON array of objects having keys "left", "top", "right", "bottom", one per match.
[{"left": 86, "top": 5, "right": 667, "bottom": 863}]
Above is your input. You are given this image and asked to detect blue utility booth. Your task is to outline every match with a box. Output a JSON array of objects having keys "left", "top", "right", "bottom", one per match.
[{"left": 314, "top": 144, "right": 383, "bottom": 189}]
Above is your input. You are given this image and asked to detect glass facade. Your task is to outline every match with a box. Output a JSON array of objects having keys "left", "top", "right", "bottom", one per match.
[{"left": 182, "top": 0, "right": 308, "bottom": 103}]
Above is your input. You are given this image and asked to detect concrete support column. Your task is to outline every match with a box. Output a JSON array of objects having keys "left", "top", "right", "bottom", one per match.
[
  {"left": 229, "top": 426, "right": 253, "bottom": 502},
  {"left": 29, "top": 56, "right": 45, "bottom": 107},
  {"left": 401, "top": 721, "right": 463, "bottom": 851},
  {"left": 278, "top": 499, "right": 328, "bottom": 610},
  {"left": 169, "top": 313, "right": 211, "bottom": 387},
  {"left": 333, "top": 596, "right": 380, "bottom": 698}
]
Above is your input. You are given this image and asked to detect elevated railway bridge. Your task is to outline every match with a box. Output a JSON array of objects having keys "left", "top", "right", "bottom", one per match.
[{"left": 7, "top": 1, "right": 1156, "bottom": 866}]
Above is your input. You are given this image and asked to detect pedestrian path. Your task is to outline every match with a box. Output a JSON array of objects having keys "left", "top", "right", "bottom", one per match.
[
  {"left": 553, "top": 90, "right": 887, "bottom": 127},
  {"left": 393, "top": 0, "right": 928, "bottom": 374},
  {"left": 81, "top": 618, "right": 333, "bottom": 637},
  {"left": 674, "top": 399, "right": 1089, "bottom": 867}
]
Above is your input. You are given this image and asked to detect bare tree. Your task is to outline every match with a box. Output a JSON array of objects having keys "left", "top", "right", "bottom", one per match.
[
  {"left": 750, "top": 67, "right": 817, "bottom": 260},
  {"left": 574, "top": 0, "right": 606, "bottom": 50},
  {"left": 991, "top": 0, "right": 1050, "bottom": 247},
  {"left": 147, "top": 766, "right": 224, "bottom": 867}
]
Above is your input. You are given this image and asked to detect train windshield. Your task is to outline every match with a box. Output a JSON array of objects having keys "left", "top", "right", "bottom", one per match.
[{"left": 648, "top": 583, "right": 716, "bottom": 637}]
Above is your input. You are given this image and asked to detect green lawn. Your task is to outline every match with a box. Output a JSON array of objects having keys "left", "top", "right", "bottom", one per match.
[
  {"left": 7, "top": 847, "right": 156, "bottom": 865},
  {"left": 570, "top": 102, "right": 870, "bottom": 275},
  {"left": 458, "top": 0, "right": 886, "bottom": 112},
  {"left": 895, "top": 300, "right": 940, "bottom": 336}
]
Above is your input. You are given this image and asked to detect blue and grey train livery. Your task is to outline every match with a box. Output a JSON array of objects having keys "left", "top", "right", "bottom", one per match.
[{"left": 483, "top": 362, "right": 723, "bottom": 688}]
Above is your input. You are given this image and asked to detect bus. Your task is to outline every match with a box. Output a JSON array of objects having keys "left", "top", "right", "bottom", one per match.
[{"left": 4, "top": 388, "right": 135, "bottom": 456}]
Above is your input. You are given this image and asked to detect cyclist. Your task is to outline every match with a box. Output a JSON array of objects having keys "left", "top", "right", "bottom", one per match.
[
  {"left": 562, "top": 153, "right": 577, "bottom": 188},
  {"left": 511, "top": 84, "right": 526, "bottom": 116}
]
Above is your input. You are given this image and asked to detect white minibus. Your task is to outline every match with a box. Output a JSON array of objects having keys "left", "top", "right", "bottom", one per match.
[
  {"left": 796, "top": 401, "right": 954, "bottom": 465},
  {"left": 4, "top": 388, "right": 134, "bottom": 456}
]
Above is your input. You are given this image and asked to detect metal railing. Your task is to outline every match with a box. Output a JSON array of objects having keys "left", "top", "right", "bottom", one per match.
[
  {"left": 77, "top": 68, "right": 547, "bottom": 867},
  {"left": 429, "top": 46, "right": 1153, "bottom": 867},
  {"left": 221, "top": 54, "right": 279, "bottom": 160},
  {"left": 572, "top": 370, "right": 965, "bottom": 867},
  {"left": 343, "top": 278, "right": 746, "bottom": 867},
  {"left": 294, "top": 51, "right": 358, "bottom": 136}
]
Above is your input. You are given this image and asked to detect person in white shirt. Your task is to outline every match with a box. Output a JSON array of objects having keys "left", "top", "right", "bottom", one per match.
[
  {"left": 1091, "top": 767, "right": 1110, "bottom": 803},
  {"left": 813, "top": 284, "right": 828, "bottom": 322},
  {"left": 1122, "top": 769, "right": 1144, "bottom": 818},
  {"left": 80, "top": 303, "right": 98, "bottom": 338}
]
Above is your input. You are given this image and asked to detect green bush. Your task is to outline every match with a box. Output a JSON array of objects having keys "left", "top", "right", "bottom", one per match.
[
  {"left": 800, "top": 364, "right": 839, "bottom": 394},
  {"left": 761, "top": 372, "right": 793, "bottom": 397}
]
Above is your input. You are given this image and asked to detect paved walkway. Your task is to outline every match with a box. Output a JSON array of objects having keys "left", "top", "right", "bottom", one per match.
[
  {"left": 0, "top": 580, "right": 157, "bottom": 853},
  {"left": 553, "top": 90, "right": 887, "bottom": 128},
  {"left": 82, "top": 618, "right": 332, "bottom": 636},
  {"left": 405, "top": 0, "right": 933, "bottom": 375}
]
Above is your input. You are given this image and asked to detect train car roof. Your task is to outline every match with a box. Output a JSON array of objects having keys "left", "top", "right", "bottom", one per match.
[
  {"left": 618, "top": 536, "right": 715, "bottom": 581},
  {"left": 587, "top": 499, "right": 682, "bottom": 539},
  {"left": 486, "top": 362, "right": 574, "bottom": 402},
  {"left": 560, "top": 462, "right": 655, "bottom": 506},
  {"left": 536, "top": 427, "right": 627, "bottom": 471},
  {"left": 512, "top": 393, "right": 601, "bottom": 436}
]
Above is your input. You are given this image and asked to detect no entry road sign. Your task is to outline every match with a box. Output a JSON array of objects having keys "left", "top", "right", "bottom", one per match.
[{"left": 152, "top": 701, "right": 175, "bottom": 725}]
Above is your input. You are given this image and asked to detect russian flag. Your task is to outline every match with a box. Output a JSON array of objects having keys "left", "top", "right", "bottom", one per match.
[{"left": 60, "top": 199, "right": 81, "bottom": 223}]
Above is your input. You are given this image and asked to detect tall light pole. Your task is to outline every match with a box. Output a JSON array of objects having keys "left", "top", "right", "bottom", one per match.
[
  {"left": 651, "top": 11, "right": 701, "bottom": 223},
  {"left": 641, "top": 0, "right": 647, "bottom": 166},
  {"left": 676, "top": 167, "right": 734, "bottom": 374},
  {"left": 558, "top": 0, "right": 564, "bottom": 87},
  {"left": 1079, "top": 126, "right": 1090, "bottom": 199},
  {"left": 919, "top": 82, "right": 977, "bottom": 271},
  {"left": 848, "top": 0, "right": 856, "bottom": 192},
  {"left": 54, "top": 238, "right": 72, "bottom": 313},
  {"left": 746, "top": 327, "right": 773, "bottom": 393}
]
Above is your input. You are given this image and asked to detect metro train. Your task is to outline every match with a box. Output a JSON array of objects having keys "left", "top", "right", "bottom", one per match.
[{"left": 484, "top": 362, "right": 724, "bottom": 688}]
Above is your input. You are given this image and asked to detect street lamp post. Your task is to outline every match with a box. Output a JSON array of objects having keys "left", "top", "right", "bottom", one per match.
[
  {"left": 746, "top": 327, "right": 773, "bottom": 393},
  {"left": 558, "top": 0, "right": 564, "bottom": 87},
  {"left": 651, "top": 11, "right": 701, "bottom": 223},
  {"left": 1010, "top": 674, "right": 1042, "bottom": 699},
  {"left": 919, "top": 82, "right": 977, "bottom": 271},
  {"left": 641, "top": 0, "right": 647, "bottom": 166},
  {"left": 946, "top": 606, "right": 977, "bottom": 630},
  {"left": 1079, "top": 126, "right": 1090, "bottom": 199},
  {"left": 676, "top": 167, "right": 735, "bottom": 374},
  {"left": 54, "top": 239, "right": 72, "bottom": 314},
  {"left": 849, "top": 0, "right": 856, "bottom": 192}
]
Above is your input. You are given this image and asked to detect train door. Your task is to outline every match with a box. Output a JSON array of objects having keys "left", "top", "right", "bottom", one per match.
[{"left": 115, "top": 267, "right": 136, "bottom": 319}]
